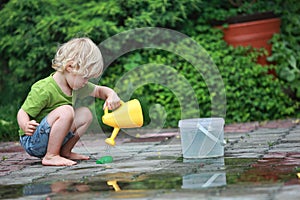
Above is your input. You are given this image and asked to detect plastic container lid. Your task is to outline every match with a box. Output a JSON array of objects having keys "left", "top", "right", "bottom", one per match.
[{"left": 178, "top": 118, "right": 224, "bottom": 128}]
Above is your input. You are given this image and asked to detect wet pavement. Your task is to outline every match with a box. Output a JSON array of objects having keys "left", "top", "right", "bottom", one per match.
[{"left": 0, "top": 119, "right": 300, "bottom": 199}]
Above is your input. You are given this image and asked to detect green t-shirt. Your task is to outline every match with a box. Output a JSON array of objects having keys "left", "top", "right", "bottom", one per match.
[{"left": 20, "top": 73, "right": 95, "bottom": 135}]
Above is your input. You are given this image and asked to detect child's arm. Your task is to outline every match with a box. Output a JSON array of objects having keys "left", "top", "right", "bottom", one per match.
[
  {"left": 17, "top": 108, "right": 40, "bottom": 136},
  {"left": 90, "top": 85, "right": 121, "bottom": 110}
]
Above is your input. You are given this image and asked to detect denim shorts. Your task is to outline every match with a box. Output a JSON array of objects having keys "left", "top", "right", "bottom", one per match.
[{"left": 19, "top": 117, "right": 74, "bottom": 158}]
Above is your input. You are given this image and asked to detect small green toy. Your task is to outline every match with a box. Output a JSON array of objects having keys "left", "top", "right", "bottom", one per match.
[{"left": 96, "top": 156, "right": 113, "bottom": 164}]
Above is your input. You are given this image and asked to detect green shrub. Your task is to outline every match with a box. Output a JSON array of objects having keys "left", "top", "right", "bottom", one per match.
[
  {"left": 0, "top": 103, "right": 19, "bottom": 141},
  {"left": 267, "top": 0, "right": 300, "bottom": 100},
  {"left": 97, "top": 26, "right": 298, "bottom": 127},
  {"left": 0, "top": 0, "right": 299, "bottom": 141}
]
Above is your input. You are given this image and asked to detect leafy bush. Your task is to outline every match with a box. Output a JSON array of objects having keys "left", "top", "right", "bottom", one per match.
[
  {"left": 0, "top": 104, "right": 19, "bottom": 141},
  {"left": 267, "top": 0, "right": 300, "bottom": 100},
  {"left": 97, "top": 26, "right": 297, "bottom": 127},
  {"left": 0, "top": 0, "right": 299, "bottom": 141}
]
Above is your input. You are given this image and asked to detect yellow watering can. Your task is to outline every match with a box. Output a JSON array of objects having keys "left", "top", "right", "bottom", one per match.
[
  {"left": 107, "top": 180, "right": 121, "bottom": 192},
  {"left": 102, "top": 99, "right": 143, "bottom": 146}
]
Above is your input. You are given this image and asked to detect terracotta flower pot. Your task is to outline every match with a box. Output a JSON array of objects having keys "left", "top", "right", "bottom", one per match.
[{"left": 220, "top": 17, "right": 281, "bottom": 66}]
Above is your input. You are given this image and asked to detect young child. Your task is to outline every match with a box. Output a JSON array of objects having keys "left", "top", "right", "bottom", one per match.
[{"left": 17, "top": 37, "right": 121, "bottom": 166}]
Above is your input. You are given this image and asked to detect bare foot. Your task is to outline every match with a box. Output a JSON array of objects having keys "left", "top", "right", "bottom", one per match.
[
  {"left": 42, "top": 155, "right": 77, "bottom": 166},
  {"left": 63, "top": 152, "right": 90, "bottom": 161}
]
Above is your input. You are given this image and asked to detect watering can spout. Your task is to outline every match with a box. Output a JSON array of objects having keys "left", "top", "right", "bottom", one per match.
[{"left": 102, "top": 99, "right": 143, "bottom": 146}]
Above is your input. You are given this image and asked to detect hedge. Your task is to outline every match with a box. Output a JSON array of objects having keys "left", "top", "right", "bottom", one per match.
[{"left": 0, "top": 0, "right": 299, "bottom": 141}]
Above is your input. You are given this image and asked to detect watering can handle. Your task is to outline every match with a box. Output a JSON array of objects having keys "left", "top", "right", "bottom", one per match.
[{"left": 104, "top": 100, "right": 124, "bottom": 115}]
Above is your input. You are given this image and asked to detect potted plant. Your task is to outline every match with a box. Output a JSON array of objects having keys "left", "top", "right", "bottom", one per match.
[
  {"left": 212, "top": 0, "right": 281, "bottom": 67},
  {"left": 266, "top": 0, "right": 300, "bottom": 101}
]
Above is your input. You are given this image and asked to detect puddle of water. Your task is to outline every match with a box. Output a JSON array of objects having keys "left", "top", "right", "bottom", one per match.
[
  {"left": 146, "top": 156, "right": 179, "bottom": 160},
  {"left": 225, "top": 156, "right": 300, "bottom": 185},
  {"left": 116, "top": 173, "right": 182, "bottom": 190},
  {"left": 242, "top": 157, "right": 300, "bottom": 185},
  {"left": 1, "top": 156, "right": 299, "bottom": 199},
  {"left": 182, "top": 172, "right": 227, "bottom": 189},
  {"left": 0, "top": 184, "right": 24, "bottom": 199},
  {"left": 0, "top": 173, "right": 183, "bottom": 199}
]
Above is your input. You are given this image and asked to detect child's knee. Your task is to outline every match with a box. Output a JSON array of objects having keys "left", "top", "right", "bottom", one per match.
[
  {"left": 77, "top": 107, "right": 93, "bottom": 122},
  {"left": 58, "top": 105, "right": 75, "bottom": 119},
  {"left": 48, "top": 105, "right": 75, "bottom": 124}
]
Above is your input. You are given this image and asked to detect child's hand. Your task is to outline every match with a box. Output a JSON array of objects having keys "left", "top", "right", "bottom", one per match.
[
  {"left": 103, "top": 92, "right": 121, "bottom": 110},
  {"left": 24, "top": 120, "right": 39, "bottom": 136}
]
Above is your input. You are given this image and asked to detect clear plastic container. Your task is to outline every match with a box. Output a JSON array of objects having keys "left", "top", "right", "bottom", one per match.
[
  {"left": 182, "top": 172, "right": 227, "bottom": 189},
  {"left": 178, "top": 118, "right": 225, "bottom": 158}
]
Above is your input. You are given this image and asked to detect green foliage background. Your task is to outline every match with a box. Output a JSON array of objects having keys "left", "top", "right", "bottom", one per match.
[{"left": 0, "top": 0, "right": 299, "bottom": 141}]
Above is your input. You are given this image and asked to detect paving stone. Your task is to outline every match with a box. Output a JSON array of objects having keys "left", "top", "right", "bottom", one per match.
[
  {"left": 225, "top": 153, "right": 264, "bottom": 158},
  {"left": 1, "top": 119, "right": 300, "bottom": 199},
  {"left": 274, "top": 185, "right": 300, "bottom": 200}
]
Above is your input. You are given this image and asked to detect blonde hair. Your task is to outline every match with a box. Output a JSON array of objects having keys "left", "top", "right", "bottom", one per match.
[{"left": 52, "top": 37, "right": 103, "bottom": 78}]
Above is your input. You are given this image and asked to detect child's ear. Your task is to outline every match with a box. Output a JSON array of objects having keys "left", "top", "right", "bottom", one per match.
[
  {"left": 65, "top": 61, "right": 74, "bottom": 73},
  {"left": 66, "top": 65, "right": 73, "bottom": 73}
]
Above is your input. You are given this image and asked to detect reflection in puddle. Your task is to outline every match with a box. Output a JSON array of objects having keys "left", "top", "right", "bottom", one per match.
[
  {"left": 182, "top": 157, "right": 227, "bottom": 189},
  {"left": 107, "top": 180, "right": 121, "bottom": 192},
  {"left": 20, "top": 174, "right": 183, "bottom": 199},
  {"left": 23, "top": 181, "right": 91, "bottom": 196},
  {"left": 1, "top": 155, "right": 299, "bottom": 199},
  {"left": 19, "top": 171, "right": 225, "bottom": 198},
  {"left": 0, "top": 184, "right": 23, "bottom": 199},
  {"left": 240, "top": 152, "right": 300, "bottom": 185},
  {"left": 182, "top": 172, "right": 226, "bottom": 189},
  {"left": 226, "top": 153, "right": 300, "bottom": 185}
]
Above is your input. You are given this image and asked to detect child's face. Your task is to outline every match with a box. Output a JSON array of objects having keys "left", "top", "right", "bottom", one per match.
[
  {"left": 71, "top": 74, "right": 89, "bottom": 90},
  {"left": 65, "top": 63, "right": 90, "bottom": 90}
]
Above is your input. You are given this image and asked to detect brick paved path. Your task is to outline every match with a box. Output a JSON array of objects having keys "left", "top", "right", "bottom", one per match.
[{"left": 0, "top": 118, "right": 299, "bottom": 199}]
